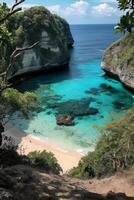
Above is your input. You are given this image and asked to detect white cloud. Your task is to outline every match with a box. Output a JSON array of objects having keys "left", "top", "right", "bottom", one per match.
[
  {"left": 7, "top": 0, "right": 121, "bottom": 24},
  {"left": 47, "top": 0, "right": 90, "bottom": 16},
  {"left": 66, "top": 0, "right": 89, "bottom": 15},
  {"left": 47, "top": 5, "right": 61, "bottom": 14},
  {"left": 91, "top": 3, "right": 119, "bottom": 17}
]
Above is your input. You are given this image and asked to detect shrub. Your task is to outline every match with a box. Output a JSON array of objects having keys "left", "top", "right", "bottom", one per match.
[
  {"left": 69, "top": 107, "right": 134, "bottom": 178},
  {"left": 0, "top": 135, "right": 30, "bottom": 168},
  {"left": 1, "top": 88, "right": 37, "bottom": 116},
  {"left": 28, "top": 150, "right": 62, "bottom": 174}
]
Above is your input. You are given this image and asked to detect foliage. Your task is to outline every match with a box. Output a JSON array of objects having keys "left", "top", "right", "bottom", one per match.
[
  {"left": 0, "top": 135, "right": 62, "bottom": 175},
  {"left": 28, "top": 150, "right": 63, "bottom": 174},
  {"left": 10, "top": 6, "right": 60, "bottom": 46},
  {"left": 0, "top": 88, "right": 37, "bottom": 117},
  {"left": 0, "top": 148, "right": 23, "bottom": 168},
  {"left": 69, "top": 107, "right": 134, "bottom": 178},
  {"left": 104, "top": 31, "right": 134, "bottom": 76},
  {"left": 0, "top": 135, "right": 30, "bottom": 168},
  {"left": 115, "top": 0, "right": 134, "bottom": 33},
  {"left": 0, "top": 3, "right": 12, "bottom": 73}
]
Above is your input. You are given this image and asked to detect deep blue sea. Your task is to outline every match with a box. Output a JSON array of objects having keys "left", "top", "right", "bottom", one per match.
[{"left": 11, "top": 25, "right": 133, "bottom": 154}]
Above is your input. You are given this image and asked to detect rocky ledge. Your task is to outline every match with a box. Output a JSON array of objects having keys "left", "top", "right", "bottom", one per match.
[
  {"left": 9, "top": 7, "right": 74, "bottom": 78},
  {"left": 101, "top": 32, "right": 134, "bottom": 91}
]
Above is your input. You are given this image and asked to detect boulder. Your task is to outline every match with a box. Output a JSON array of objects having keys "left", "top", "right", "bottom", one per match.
[
  {"left": 56, "top": 115, "right": 74, "bottom": 126},
  {"left": 85, "top": 88, "right": 100, "bottom": 95}
]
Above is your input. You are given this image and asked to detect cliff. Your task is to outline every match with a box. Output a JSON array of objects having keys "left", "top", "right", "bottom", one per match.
[
  {"left": 101, "top": 32, "right": 134, "bottom": 90},
  {"left": 9, "top": 7, "right": 74, "bottom": 78}
]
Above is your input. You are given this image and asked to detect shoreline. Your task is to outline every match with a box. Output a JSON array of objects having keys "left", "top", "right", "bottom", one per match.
[{"left": 4, "top": 123, "right": 82, "bottom": 173}]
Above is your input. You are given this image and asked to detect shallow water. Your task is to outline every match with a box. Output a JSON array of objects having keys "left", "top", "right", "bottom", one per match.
[{"left": 11, "top": 25, "right": 133, "bottom": 154}]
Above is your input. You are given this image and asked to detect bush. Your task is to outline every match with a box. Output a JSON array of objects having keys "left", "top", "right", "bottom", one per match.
[
  {"left": 28, "top": 150, "right": 62, "bottom": 174},
  {"left": 69, "top": 107, "right": 134, "bottom": 178},
  {"left": 0, "top": 135, "right": 30, "bottom": 168},
  {"left": 0, "top": 136, "right": 62, "bottom": 175},
  {"left": 1, "top": 88, "right": 37, "bottom": 116}
]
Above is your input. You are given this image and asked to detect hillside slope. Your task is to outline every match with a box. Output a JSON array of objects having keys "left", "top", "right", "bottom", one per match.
[{"left": 0, "top": 165, "right": 134, "bottom": 200}]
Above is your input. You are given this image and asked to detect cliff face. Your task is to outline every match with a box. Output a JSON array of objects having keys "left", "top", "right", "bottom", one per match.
[
  {"left": 54, "top": 14, "right": 74, "bottom": 48},
  {"left": 101, "top": 32, "right": 134, "bottom": 90},
  {"left": 9, "top": 7, "right": 74, "bottom": 78}
]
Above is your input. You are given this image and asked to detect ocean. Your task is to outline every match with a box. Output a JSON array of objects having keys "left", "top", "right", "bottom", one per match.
[{"left": 11, "top": 24, "right": 133, "bottom": 154}]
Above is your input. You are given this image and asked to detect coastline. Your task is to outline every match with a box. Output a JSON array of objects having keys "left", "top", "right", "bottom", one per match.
[{"left": 3, "top": 123, "right": 82, "bottom": 173}]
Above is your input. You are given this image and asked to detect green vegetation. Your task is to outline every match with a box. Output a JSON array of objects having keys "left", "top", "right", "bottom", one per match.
[
  {"left": 116, "top": 0, "right": 134, "bottom": 33},
  {"left": 10, "top": 6, "right": 67, "bottom": 46},
  {"left": 0, "top": 138, "right": 62, "bottom": 174},
  {"left": 104, "top": 31, "right": 134, "bottom": 71},
  {"left": 0, "top": 147, "right": 25, "bottom": 168},
  {"left": 28, "top": 150, "right": 62, "bottom": 174},
  {"left": 1, "top": 88, "right": 37, "bottom": 116},
  {"left": 0, "top": 3, "right": 12, "bottom": 74},
  {"left": 69, "top": 107, "right": 134, "bottom": 178},
  {"left": 0, "top": 1, "right": 38, "bottom": 146}
]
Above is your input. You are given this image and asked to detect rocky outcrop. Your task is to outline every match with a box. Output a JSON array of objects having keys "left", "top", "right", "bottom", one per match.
[
  {"left": 9, "top": 7, "right": 74, "bottom": 78},
  {"left": 101, "top": 32, "right": 134, "bottom": 91},
  {"left": 56, "top": 114, "right": 74, "bottom": 126},
  {"left": 47, "top": 97, "right": 99, "bottom": 126}
]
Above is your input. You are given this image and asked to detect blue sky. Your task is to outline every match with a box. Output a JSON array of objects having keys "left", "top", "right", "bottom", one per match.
[{"left": 3, "top": 0, "right": 121, "bottom": 24}]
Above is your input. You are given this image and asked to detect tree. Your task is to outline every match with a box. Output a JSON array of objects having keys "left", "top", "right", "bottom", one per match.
[
  {"left": 115, "top": 0, "right": 134, "bottom": 33},
  {"left": 0, "top": 1, "right": 39, "bottom": 146}
]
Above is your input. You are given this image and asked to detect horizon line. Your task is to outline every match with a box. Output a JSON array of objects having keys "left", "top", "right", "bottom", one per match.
[{"left": 69, "top": 23, "right": 116, "bottom": 25}]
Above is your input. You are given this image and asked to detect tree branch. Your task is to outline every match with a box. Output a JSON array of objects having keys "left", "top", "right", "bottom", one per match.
[
  {"left": 5, "top": 41, "right": 40, "bottom": 79},
  {"left": 0, "top": 0, "right": 25, "bottom": 24},
  {"left": 11, "top": 0, "right": 25, "bottom": 11}
]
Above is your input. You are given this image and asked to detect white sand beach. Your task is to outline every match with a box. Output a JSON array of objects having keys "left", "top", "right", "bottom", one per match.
[{"left": 4, "top": 123, "right": 82, "bottom": 173}]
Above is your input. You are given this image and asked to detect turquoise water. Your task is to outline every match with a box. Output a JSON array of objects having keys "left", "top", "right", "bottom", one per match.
[{"left": 11, "top": 25, "right": 133, "bottom": 154}]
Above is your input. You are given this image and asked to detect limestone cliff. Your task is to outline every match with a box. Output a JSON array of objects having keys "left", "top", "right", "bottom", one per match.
[
  {"left": 101, "top": 32, "right": 134, "bottom": 90},
  {"left": 9, "top": 7, "right": 74, "bottom": 78}
]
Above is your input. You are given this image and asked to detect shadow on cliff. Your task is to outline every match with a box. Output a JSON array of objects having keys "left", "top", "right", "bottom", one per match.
[
  {"left": 0, "top": 165, "right": 134, "bottom": 200},
  {"left": 12, "top": 62, "right": 82, "bottom": 93}
]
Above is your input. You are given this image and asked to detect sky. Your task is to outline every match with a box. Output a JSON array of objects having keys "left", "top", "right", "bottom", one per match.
[{"left": 2, "top": 0, "right": 122, "bottom": 24}]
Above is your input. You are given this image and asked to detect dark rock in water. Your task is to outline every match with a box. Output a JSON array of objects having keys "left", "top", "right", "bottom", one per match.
[
  {"left": 97, "top": 101, "right": 102, "bottom": 105},
  {"left": 41, "top": 95, "right": 62, "bottom": 105},
  {"left": 56, "top": 115, "right": 74, "bottom": 126},
  {"left": 46, "top": 111, "right": 52, "bottom": 115},
  {"left": 113, "top": 101, "right": 125, "bottom": 109},
  {"left": 77, "top": 117, "right": 83, "bottom": 120},
  {"left": 74, "top": 107, "right": 98, "bottom": 116},
  {"left": 85, "top": 88, "right": 100, "bottom": 95},
  {"left": 47, "top": 97, "right": 99, "bottom": 125},
  {"left": 100, "top": 83, "right": 113, "bottom": 90},
  {"left": 100, "top": 83, "right": 118, "bottom": 93},
  {"left": 48, "top": 97, "right": 98, "bottom": 117}
]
